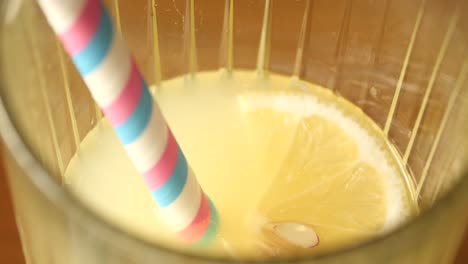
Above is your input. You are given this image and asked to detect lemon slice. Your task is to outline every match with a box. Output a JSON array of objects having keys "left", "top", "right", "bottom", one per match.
[{"left": 238, "top": 87, "right": 417, "bottom": 257}]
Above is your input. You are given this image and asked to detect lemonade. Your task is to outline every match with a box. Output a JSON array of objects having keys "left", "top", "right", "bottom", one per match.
[{"left": 64, "top": 70, "right": 417, "bottom": 259}]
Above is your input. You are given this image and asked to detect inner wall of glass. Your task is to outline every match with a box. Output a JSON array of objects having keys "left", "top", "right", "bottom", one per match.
[{"left": 1, "top": 0, "right": 467, "bottom": 213}]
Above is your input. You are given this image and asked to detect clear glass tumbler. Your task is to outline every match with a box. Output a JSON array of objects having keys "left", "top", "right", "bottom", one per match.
[{"left": 1, "top": 0, "right": 468, "bottom": 263}]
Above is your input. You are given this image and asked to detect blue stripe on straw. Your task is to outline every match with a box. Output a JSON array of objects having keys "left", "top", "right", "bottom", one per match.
[
  {"left": 115, "top": 82, "right": 153, "bottom": 145},
  {"left": 73, "top": 7, "right": 113, "bottom": 76},
  {"left": 152, "top": 147, "right": 188, "bottom": 207},
  {"left": 195, "top": 198, "right": 218, "bottom": 247}
]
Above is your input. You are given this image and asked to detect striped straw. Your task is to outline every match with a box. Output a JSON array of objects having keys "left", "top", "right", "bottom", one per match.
[{"left": 37, "top": 0, "right": 217, "bottom": 245}]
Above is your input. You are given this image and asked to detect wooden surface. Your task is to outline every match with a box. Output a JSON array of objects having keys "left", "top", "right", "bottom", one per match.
[
  {"left": 0, "top": 158, "right": 24, "bottom": 264},
  {"left": 0, "top": 159, "right": 467, "bottom": 263},
  {"left": 459, "top": 232, "right": 468, "bottom": 264}
]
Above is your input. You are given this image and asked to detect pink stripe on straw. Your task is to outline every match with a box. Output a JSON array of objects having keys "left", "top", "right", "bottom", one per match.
[
  {"left": 59, "top": 0, "right": 101, "bottom": 55},
  {"left": 179, "top": 192, "right": 211, "bottom": 242},
  {"left": 143, "top": 131, "right": 178, "bottom": 190},
  {"left": 103, "top": 63, "right": 142, "bottom": 126}
]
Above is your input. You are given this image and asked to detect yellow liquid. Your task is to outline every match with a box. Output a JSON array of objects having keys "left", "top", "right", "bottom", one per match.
[{"left": 65, "top": 70, "right": 417, "bottom": 259}]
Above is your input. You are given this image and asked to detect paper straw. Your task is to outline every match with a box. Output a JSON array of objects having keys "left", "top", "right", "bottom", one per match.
[{"left": 37, "top": 0, "right": 217, "bottom": 245}]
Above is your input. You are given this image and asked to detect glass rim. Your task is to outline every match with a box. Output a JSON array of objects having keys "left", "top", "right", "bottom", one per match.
[{"left": 1, "top": 89, "right": 468, "bottom": 263}]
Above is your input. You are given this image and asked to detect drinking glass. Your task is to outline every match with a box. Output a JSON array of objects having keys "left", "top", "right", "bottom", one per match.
[{"left": 1, "top": 0, "right": 468, "bottom": 263}]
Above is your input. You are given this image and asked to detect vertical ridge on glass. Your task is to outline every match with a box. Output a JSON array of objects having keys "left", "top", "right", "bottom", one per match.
[
  {"left": 220, "top": 0, "right": 234, "bottom": 73},
  {"left": 56, "top": 39, "right": 81, "bottom": 149},
  {"left": 383, "top": 0, "right": 427, "bottom": 136},
  {"left": 256, "top": 0, "right": 272, "bottom": 78},
  {"left": 292, "top": 0, "right": 312, "bottom": 79},
  {"left": 402, "top": 2, "right": 461, "bottom": 164},
  {"left": 332, "top": 0, "right": 352, "bottom": 92},
  {"left": 150, "top": 0, "right": 162, "bottom": 86},
  {"left": 418, "top": 60, "right": 468, "bottom": 199}
]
